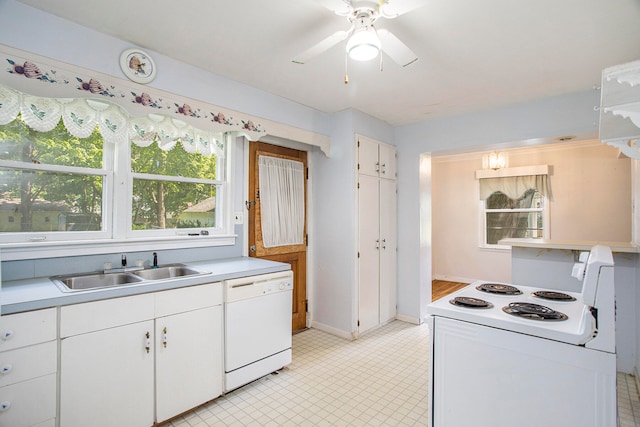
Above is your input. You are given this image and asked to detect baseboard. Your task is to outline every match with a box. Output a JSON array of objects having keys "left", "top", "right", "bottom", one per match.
[
  {"left": 432, "top": 274, "right": 474, "bottom": 284},
  {"left": 395, "top": 314, "right": 421, "bottom": 325},
  {"left": 308, "top": 320, "right": 353, "bottom": 340}
]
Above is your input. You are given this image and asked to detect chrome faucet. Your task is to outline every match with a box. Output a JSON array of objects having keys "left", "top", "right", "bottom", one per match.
[
  {"left": 121, "top": 254, "right": 127, "bottom": 268},
  {"left": 153, "top": 252, "right": 158, "bottom": 268}
]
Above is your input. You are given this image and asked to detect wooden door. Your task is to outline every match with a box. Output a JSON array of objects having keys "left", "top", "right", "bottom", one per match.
[{"left": 248, "top": 141, "right": 307, "bottom": 332}]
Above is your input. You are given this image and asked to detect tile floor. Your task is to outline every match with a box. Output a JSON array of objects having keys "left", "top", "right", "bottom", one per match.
[{"left": 167, "top": 320, "right": 640, "bottom": 426}]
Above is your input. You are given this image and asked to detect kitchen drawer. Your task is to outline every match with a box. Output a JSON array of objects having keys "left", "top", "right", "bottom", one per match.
[
  {"left": 61, "top": 292, "right": 154, "bottom": 337},
  {"left": 0, "top": 341, "right": 57, "bottom": 388},
  {"left": 0, "top": 373, "right": 56, "bottom": 427},
  {"left": 0, "top": 308, "right": 56, "bottom": 352},
  {"left": 155, "top": 282, "right": 222, "bottom": 317}
]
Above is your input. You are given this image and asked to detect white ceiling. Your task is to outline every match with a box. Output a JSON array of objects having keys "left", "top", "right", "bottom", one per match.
[{"left": 16, "top": 0, "right": 640, "bottom": 126}]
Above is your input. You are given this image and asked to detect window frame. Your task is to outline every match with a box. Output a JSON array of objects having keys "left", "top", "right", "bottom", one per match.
[
  {"left": 479, "top": 190, "right": 549, "bottom": 250},
  {"left": 0, "top": 112, "right": 236, "bottom": 260},
  {"left": 0, "top": 146, "right": 114, "bottom": 244}
]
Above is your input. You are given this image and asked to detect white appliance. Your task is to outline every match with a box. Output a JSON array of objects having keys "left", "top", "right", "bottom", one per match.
[
  {"left": 224, "top": 270, "right": 293, "bottom": 392},
  {"left": 426, "top": 245, "right": 616, "bottom": 427}
]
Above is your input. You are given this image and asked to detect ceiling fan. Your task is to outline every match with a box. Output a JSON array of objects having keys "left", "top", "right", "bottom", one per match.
[{"left": 291, "top": 0, "right": 423, "bottom": 68}]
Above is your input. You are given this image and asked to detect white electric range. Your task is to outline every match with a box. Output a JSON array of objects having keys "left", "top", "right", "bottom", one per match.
[{"left": 426, "top": 245, "right": 617, "bottom": 427}]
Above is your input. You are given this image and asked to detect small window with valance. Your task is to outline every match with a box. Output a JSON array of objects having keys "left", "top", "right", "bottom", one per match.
[{"left": 475, "top": 165, "right": 551, "bottom": 247}]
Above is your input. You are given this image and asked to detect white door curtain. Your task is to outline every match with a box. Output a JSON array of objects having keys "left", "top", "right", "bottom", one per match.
[{"left": 258, "top": 155, "right": 304, "bottom": 248}]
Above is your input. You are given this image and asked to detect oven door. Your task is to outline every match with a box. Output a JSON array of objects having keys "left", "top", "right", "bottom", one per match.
[{"left": 430, "top": 316, "right": 616, "bottom": 427}]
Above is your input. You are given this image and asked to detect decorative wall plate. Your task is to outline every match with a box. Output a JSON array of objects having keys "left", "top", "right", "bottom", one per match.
[{"left": 119, "top": 48, "right": 156, "bottom": 84}]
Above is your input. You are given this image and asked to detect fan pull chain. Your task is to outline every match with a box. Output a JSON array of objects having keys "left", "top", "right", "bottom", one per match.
[{"left": 344, "top": 52, "right": 349, "bottom": 84}]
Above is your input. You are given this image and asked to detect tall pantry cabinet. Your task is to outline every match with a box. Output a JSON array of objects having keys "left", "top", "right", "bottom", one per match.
[{"left": 356, "top": 135, "right": 397, "bottom": 334}]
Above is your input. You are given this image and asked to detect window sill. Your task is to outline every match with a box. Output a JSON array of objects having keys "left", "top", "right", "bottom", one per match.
[{"left": 0, "top": 234, "right": 237, "bottom": 261}]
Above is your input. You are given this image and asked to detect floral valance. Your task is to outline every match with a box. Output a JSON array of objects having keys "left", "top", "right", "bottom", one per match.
[
  {"left": 0, "top": 84, "right": 223, "bottom": 156},
  {"left": 0, "top": 44, "right": 331, "bottom": 156},
  {"left": 0, "top": 44, "right": 269, "bottom": 155}
]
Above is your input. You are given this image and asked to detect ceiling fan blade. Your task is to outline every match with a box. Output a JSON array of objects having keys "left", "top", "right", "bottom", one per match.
[
  {"left": 379, "top": 0, "right": 425, "bottom": 18},
  {"left": 311, "top": 0, "right": 352, "bottom": 16},
  {"left": 291, "top": 30, "right": 351, "bottom": 64},
  {"left": 377, "top": 28, "right": 418, "bottom": 67}
]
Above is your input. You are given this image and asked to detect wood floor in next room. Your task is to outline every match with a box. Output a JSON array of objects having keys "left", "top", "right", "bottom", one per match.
[{"left": 432, "top": 279, "right": 468, "bottom": 301}]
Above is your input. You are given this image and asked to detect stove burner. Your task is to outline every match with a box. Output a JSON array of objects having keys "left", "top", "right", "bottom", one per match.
[
  {"left": 476, "top": 283, "right": 522, "bottom": 295},
  {"left": 450, "top": 296, "right": 493, "bottom": 309},
  {"left": 502, "top": 302, "right": 568, "bottom": 321},
  {"left": 532, "top": 291, "right": 576, "bottom": 301}
]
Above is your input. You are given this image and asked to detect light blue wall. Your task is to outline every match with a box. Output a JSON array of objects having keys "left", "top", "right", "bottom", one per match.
[
  {"left": 309, "top": 109, "right": 394, "bottom": 334},
  {"left": 394, "top": 90, "right": 602, "bottom": 321}
]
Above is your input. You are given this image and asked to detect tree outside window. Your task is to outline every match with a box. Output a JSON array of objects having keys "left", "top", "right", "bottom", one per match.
[{"left": 484, "top": 189, "right": 545, "bottom": 245}]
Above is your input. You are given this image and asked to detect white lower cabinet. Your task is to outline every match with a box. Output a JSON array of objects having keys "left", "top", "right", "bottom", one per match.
[
  {"left": 60, "top": 283, "right": 223, "bottom": 426},
  {"left": 155, "top": 305, "right": 222, "bottom": 422},
  {"left": 0, "top": 308, "right": 57, "bottom": 427},
  {"left": 60, "top": 320, "right": 155, "bottom": 427}
]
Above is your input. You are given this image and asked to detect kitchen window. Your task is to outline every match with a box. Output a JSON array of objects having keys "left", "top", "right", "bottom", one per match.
[
  {"left": 0, "top": 90, "right": 232, "bottom": 249},
  {"left": 476, "top": 165, "right": 551, "bottom": 248},
  {"left": 129, "top": 140, "right": 223, "bottom": 235},
  {"left": 0, "top": 117, "right": 108, "bottom": 240},
  {"left": 482, "top": 189, "right": 546, "bottom": 245}
]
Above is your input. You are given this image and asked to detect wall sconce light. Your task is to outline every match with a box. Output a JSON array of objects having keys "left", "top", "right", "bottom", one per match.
[{"left": 482, "top": 151, "right": 508, "bottom": 170}]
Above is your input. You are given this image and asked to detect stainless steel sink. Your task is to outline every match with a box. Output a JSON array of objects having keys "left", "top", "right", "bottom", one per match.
[
  {"left": 52, "top": 263, "right": 208, "bottom": 293},
  {"left": 52, "top": 272, "right": 144, "bottom": 292},
  {"left": 132, "top": 264, "right": 206, "bottom": 281}
]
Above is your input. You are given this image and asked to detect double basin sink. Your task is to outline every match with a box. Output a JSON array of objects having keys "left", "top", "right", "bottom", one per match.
[{"left": 51, "top": 264, "right": 209, "bottom": 292}]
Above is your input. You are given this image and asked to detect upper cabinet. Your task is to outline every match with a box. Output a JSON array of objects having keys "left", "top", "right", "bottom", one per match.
[
  {"left": 358, "top": 135, "right": 397, "bottom": 179},
  {"left": 600, "top": 59, "right": 640, "bottom": 159}
]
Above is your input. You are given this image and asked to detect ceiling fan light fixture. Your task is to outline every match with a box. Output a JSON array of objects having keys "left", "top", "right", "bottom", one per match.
[{"left": 346, "top": 27, "right": 381, "bottom": 61}]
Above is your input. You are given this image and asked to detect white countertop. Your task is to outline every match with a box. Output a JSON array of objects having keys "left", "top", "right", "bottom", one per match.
[
  {"left": 498, "top": 238, "right": 640, "bottom": 253},
  {"left": 1, "top": 257, "right": 290, "bottom": 315}
]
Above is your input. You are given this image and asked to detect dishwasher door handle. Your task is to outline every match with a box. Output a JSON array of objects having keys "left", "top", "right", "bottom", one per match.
[{"left": 230, "top": 282, "right": 255, "bottom": 288}]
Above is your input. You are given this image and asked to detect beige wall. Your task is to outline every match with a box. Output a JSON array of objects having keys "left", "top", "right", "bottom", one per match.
[{"left": 432, "top": 140, "right": 631, "bottom": 283}]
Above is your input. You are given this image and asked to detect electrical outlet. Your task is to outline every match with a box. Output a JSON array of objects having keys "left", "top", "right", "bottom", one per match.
[{"left": 234, "top": 212, "right": 243, "bottom": 224}]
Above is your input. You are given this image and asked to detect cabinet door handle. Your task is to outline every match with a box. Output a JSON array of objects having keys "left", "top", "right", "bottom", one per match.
[
  {"left": 375, "top": 239, "right": 380, "bottom": 250},
  {"left": 0, "top": 330, "right": 14, "bottom": 341},
  {"left": 0, "top": 401, "right": 10, "bottom": 412},
  {"left": 381, "top": 238, "right": 387, "bottom": 250},
  {"left": 375, "top": 162, "right": 380, "bottom": 172},
  {"left": 0, "top": 364, "right": 12, "bottom": 375},
  {"left": 144, "top": 332, "right": 151, "bottom": 354},
  {"left": 381, "top": 163, "right": 386, "bottom": 174},
  {"left": 162, "top": 327, "right": 168, "bottom": 348}
]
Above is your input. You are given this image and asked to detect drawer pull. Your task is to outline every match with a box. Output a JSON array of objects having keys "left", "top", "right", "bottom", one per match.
[
  {"left": 0, "top": 330, "right": 14, "bottom": 341},
  {"left": 162, "top": 327, "right": 168, "bottom": 348},
  {"left": 144, "top": 332, "right": 151, "bottom": 354},
  {"left": 0, "top": 401, "right": 10, "bottom": 412},
  {"left": 0, "top": 364, "right": 12, "bottom": 375}
]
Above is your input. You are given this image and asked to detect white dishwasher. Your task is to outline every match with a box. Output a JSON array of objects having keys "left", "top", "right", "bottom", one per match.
[{"left": 224, "top": 270, "right": 293, "bottom": 392}]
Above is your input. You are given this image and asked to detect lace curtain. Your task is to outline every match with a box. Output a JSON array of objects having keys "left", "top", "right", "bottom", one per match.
[
  {"left": 479, "top": 175, "right": 551, "bottom": 200},
  {"left": 258, "top": 155, "right": 305, "bottom": 248},
  {"left": 0, "top": 84, "right": 224, "bottom": 156}
]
